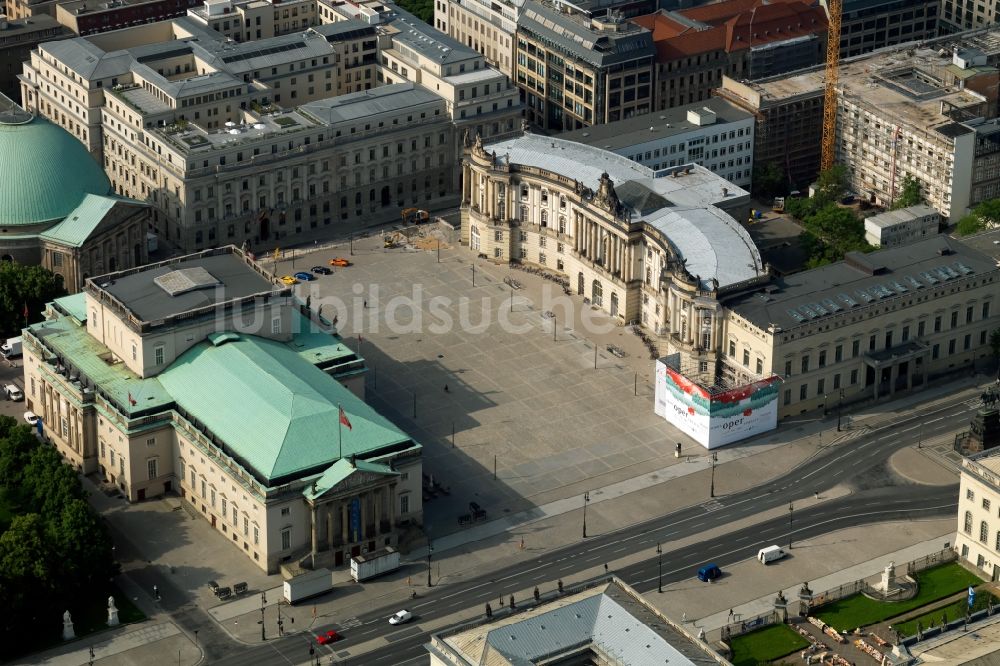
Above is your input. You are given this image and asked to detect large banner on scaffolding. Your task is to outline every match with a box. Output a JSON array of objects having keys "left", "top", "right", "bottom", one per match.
[{"left": 655, "top": 357, "right": 782, "bottom": 449}]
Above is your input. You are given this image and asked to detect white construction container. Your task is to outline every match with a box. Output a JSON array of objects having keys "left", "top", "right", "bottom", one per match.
[
  {"left": 282, "top": 568, "right": 334, "bottom": 604},
  {"left": 351, "top": 547, "right": 400, "bottom": 582}
]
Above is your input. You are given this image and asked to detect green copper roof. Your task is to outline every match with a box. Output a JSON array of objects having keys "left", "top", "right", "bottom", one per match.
[
  {"left": 0, "top": 114, "right": 111, "bottom": 227},
  {"left": 303, "top": 458, "right": 398, "bottom": 501},
  {"left": 40, "top": 194, "right": 146, "bottom": 248},
  {"left": 158, "top": 334, "right": 415, "bottom": 484},
  {"left": 27, "top": 317, "right": 172, "bottom": 415},
  {"left": 51, "top": 293, "right": 88, "bottom": 324},
  {"left": 287, "top": 310, "right": 363, "bottom": 367}
]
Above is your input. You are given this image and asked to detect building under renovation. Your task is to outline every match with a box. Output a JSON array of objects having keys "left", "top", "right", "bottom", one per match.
[{"left": 717, "top": 27, "right": 1000, "bottom": 218}]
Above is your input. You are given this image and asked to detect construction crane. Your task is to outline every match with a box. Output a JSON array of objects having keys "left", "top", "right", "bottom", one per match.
[{"left": 820, "top": 0, "right": 842, "bottom": 172}]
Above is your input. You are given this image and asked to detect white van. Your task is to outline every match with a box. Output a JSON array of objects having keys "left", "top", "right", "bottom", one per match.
[
  {"left": 758, "top": 545, "right": 786, "bottom": 564},
  {"left": 4, "top": 384, "right": 23, "bottom": 401}
]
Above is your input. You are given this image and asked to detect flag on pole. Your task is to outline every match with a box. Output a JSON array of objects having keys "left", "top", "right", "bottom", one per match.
[
  {"left": 339, "top": 406, "right": 352, "bottom": 430},
  {"left": 22, "top": 303, "right": 29, "bottom": 320}
]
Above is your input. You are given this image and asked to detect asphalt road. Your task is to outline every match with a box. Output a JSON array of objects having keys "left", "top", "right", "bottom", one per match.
[{"left": 146, "top": 393, "right": 973, "bottom": 666}]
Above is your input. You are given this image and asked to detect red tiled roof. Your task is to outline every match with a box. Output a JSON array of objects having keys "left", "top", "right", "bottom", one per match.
[
  {"left": 680, "top": 0, "right": 803, "bottom": 25},
  {"left": 631, "top": 12, "right": 689, "bottom": 40},
  {"left": 632, "top": 0, "right": 827, "bottom": 60},
  {"left": 722, "top": 3, "right": 827, "bottom": 51}
]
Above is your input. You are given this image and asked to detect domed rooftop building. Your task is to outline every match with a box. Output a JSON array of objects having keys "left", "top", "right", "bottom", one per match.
[{"left": 0, "top": 94, "right": 150, "bottom": 293}]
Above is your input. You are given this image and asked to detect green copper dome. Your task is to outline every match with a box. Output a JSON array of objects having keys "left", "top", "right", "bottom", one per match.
[{"left": 0, "top": 110, "right": 111, "bottom": 227}]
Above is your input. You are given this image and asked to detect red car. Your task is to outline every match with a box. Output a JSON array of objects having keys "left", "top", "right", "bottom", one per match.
[{"left": 316, "top": 629, "right": 343, "bottom": 645}]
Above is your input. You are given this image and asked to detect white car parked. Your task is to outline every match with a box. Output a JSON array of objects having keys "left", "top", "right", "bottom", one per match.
[
  {"left": 23, "top": 411, "right": 38, "bottom": 426},
  {"left": 388, "top": 610, "right": 412, "bottom": 625}
]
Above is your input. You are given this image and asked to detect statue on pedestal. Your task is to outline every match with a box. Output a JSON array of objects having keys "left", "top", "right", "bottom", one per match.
[
  {"left": 62, "top": 610, "right": 75, "bottom": 640},
  {"left": 107, "top": 595, "right": 120, "bottom": 627},
  {"left": 881, "top": 561, "right": 896, "bottom": 591}
]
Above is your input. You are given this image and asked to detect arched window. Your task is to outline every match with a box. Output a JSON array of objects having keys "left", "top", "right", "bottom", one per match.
[
  {"left": 519, "top": 205, "right": 528, "bottom": 222},
  {"left": 610, "top": 292, "right": 619, "bottom": 317},
  {"left": 558, "top": 216, "right": 566, "bottom": 234},
  {"left": 981, "top": 520, "right": 990, "bottom": 544},
  {"left": 577, "top": 272, "right": 585, "bottom": 295},
  {"left": 592, "top": 280, "right": 603, "bottom": 307},
  {"left": 470, "top": 225, "right": 480, "bottom": 251},
  {"left": 540, "top": 210, "right": 548, "bottom": 227},
  {"left": 965, "top": 511, "right": 973, "bottom": 534}
]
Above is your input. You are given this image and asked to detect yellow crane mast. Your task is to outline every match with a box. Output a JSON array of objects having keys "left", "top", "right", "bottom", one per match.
[{"left": 820, "top": 0, "right": 842, "bottom": 172}]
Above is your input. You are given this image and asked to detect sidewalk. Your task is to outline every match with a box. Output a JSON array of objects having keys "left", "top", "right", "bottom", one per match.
[
  {"left": 22, "top": 373, "right": 982, "bottom": 664},
  {"left": 406, "top": 373, "right": 981, "bottom": 561},
  {"left": 692, "top": 531, "right": 956, "bottom": 640}
]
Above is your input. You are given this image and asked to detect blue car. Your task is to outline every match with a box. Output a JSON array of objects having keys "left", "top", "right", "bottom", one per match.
[
  {"left": 294, "top": 271, "right": 315, "bottom": 282},
  {"left": 697, "top": 564, "right": 722, "bottom": 582}
]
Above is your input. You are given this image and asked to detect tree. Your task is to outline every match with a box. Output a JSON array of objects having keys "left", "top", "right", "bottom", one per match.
[
  {"left": 0, "top": 262, "right": 65, "bottom": 338},
  {"left": 395, "top": 0, "right": 433, "bottom": 22},
  {"left": 48, "top": 499, "right": 115, "bottom": 587},
  {"left": 0, "top": 514, "right": 52, "bottom": 584},
  {"left": 0, "top": 418, "right": 36, "bottom": 488},
  {"left": 784, "top": 195, "right": 822, "bottom": 221},
  {"left": 0, "top": 421, "right": 120, "bottom": 656},
  {"left": 956, "top": 214, "right": 987, "bottom": 236},
  {"left": 955, "top": 199, "right": 1000, "bottom": 235},
  {"left": 752, "top": 162, "right": 786, "bottom": 199},
  {"left": 891, "top": 175, "right": 923, "bottom": 209},
  {"left": 972, "top": 199, "right": 1000, "bottom": 227},
  {"left": 813, "top": 165, "right": 848, "bottom": 204}
]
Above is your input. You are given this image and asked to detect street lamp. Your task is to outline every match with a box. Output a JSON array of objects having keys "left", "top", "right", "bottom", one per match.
[
  {"left": 837, "top": 389, "right": 845, "bottom": 432},
  {"left": 582, "top": 491, "right": 590, "bottom": 538},
  {"left": 656, "top": 542, "right": 663, "bottom": 593},
  {"left": 788, "top": 501, "right": 794, "bottom": 550},
  {"left": 260, "top": 591, "right": 267, "bottom": 641},
  {"left": 709, "top": 451, "right": 719, "bottom": 498},
  {"left": 427, "top": 542, "right": 434, "bottom": 587}
]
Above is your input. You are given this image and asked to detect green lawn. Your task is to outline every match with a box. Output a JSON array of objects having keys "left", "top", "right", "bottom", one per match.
[
  {"left": 893, "top": 592, "right": 999, "bottom": 637},
  {"left": 729, "top": 624, "right": 810, "bottom": 666},
  {"left": 70, "top": 585, "right": 146, "bottom": 636},
  {"left": 814, "top": 563, "right": 984, "bottom": 632},
  {"left": 10, "top": 583, "right": 146, "bottom": 660}
]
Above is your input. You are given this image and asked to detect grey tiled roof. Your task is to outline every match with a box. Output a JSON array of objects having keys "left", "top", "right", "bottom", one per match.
[
  {"left": 41, "top": 38, "right": 132, "bottom": 80},
  {"left": 300, "top": 83, "right": 443, "bottom": 125},
  {"left": 517, "top": 1, "right": 653, "bottom": 68},
  {"left": 432, "top": 579, "right": 726, "bottom": 666},
  {"left": 723, "top": 236, "right": 1000, "bottom": 331},
  {"left": 388, "top": 6, "right": 479, "bottom": 65},
  {"left": 561, "top": 98, "right": 754, "bottom": 151},
  {"left": 486, "top": 133, "right": 762, "bottom": 289}
]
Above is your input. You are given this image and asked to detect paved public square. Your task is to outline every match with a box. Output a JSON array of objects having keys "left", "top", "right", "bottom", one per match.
[{"left": 278, "top": 228, "right": 693, "bottom": 539}]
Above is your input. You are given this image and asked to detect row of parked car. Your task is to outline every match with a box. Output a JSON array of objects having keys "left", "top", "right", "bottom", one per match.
[{"left": 279, "top": 258, "right": 353, "bottom": 286}]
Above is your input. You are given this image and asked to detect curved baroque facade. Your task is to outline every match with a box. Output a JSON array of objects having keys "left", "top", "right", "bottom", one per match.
[{"left": 461, "top": 132, "right": 767, "bottom": 372}]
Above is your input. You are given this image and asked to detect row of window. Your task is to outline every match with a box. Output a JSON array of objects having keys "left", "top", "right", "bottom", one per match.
[
  {"left": 964, "top": 510, "right": 1000, "bottom": 552},
  {"left": 780, "top": 303, "right": 992, "bottom": 377},
  {"left": 179, "top": 457, "right": 263, "bottom": 547}
]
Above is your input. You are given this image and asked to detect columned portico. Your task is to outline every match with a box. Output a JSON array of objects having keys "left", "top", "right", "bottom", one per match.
[
  {"left": 862, "top": 340, "right": 930, "bottom": 400},
  {"left": 303, "top": 458, "right": 401, "bottom": 569}
]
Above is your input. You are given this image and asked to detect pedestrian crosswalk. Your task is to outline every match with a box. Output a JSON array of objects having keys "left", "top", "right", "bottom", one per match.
[
  {"left": 338, "top": 616, "right": 362, "bottom": 630},
  {"left": 701, "top": 499, "right": 723, "bottom": 513}
]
